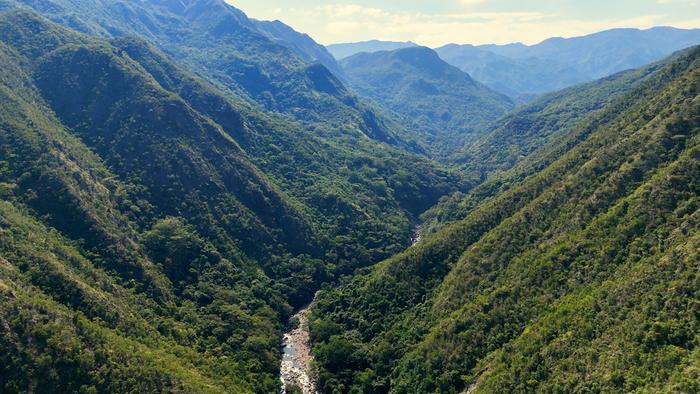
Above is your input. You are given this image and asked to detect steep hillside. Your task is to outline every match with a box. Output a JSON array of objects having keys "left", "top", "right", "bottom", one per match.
[
  {"left": 340, "top": 46, "right": 514, "bottom": 159},
  {"left": 253, "top": 19, "right": 345, "bottom": 79},
  {"left": 0, "top": 0, "right": 413, "bottom": 148},
  {"left": 0, "top": 10, "right": 463, "bottom": 393},
  {"left": 0, "top": 201, "right": 262, "bottom": 393},
  {"left": 437, "top": 27, "right": 700, "bottom": 99},
  {"left": 102, "top": 33, "right": 460, "bottom": 276},
  {"left": 452, "top": 54, "right": 673, "bottom": 180},
  {"left": 0, "top": 27, "right": 283, "bottom": 392},
  {"left": 310, "top": 45, "right": 700, "bottom": 394}
]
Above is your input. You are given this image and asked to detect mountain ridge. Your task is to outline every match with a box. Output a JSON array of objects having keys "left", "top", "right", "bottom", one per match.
[
  {"left": 339, "top": 46, "right": 514, "bottom": 160},
  {"left": 435, "top": 26, "right": 700, "bottom": 99},
  {"left": 327, "top": 39, "right": 418, "bottom": 60},
  {"left": 310, "top": 44, "right": 700, "bottom": 394},
  {"left": 0, "top": 0, "right": 419, "bottom": 151}
]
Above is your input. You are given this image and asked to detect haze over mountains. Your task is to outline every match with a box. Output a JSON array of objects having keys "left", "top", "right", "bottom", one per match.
[
  {"left": 327, "top": 40, "right": 418, "bottom": 61},
  {"left": 0, "top": 1, "right": 698, "bottom": 394},
  {"left": 331, "top": 27, "right": 700, "bottom": 100}
]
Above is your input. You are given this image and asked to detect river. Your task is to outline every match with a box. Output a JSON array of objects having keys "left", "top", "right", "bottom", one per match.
[
  {"left": 279, "top": 304, "right": 318, "bottom": 394},
  {"left": 411, "top": 224, "right": 422, "bottom": 246},
  {"left": 279, "top": 224, "right": 422, "bottom": 393}
]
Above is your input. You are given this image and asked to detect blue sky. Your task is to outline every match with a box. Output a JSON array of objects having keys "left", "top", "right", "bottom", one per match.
[{"left": 227, "top": 0, "right": 700, "bottom": 46}]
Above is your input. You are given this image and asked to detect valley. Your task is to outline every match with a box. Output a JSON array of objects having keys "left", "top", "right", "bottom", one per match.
[{"left": 0, "top": 1, "right": 697, "bottom": 394}]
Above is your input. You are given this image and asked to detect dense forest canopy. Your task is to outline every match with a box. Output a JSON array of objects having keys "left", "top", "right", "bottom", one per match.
[{"left": 0, "top": 1, "right": 697, "bottom": 394}]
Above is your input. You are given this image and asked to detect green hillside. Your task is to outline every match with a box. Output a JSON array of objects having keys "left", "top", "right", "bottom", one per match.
[
  {"left": 340, "top": 47, "right": 514, "bottom": 159},
  {"left": 0, "top": 2, "right": 698, "bottom": 394},
  {"left": 0, "top": 0, "right": 420, "bottom": 150},
  {"left": 310, "top": 45, "right": 700, "bottom": 394},
  {"left": 422, "top": 54, "right": 682, "bottom": 233},
  {"left": 0, "top": 10, "right": 462, "bottom": 393}
]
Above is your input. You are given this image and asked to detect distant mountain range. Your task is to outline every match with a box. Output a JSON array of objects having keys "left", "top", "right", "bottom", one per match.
[{"left": 330, "top": 27, "right": 700, "bottom": 100}]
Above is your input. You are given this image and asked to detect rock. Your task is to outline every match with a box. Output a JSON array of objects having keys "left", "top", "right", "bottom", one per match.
[{"left": 280, "top": 305, "right": 319, "bottom": 394}]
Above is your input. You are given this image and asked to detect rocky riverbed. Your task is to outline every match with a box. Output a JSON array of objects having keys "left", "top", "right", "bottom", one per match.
[
  {"left": 411, "top": 224, "right": 422, "bottom": 246},
  {"left": 280, "top": 305, "right": 318, "bottom": 394},
  {"left": 279, "top": 226, "right": 422, "bottom": 393}
]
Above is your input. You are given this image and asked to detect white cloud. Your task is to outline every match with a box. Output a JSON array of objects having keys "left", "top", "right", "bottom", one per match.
[
  {"left": 671, "top": 17, "right": 700, "bottom": 27},
  {"left": 657, "top": 0, "right": 699, "bottom": 4},
  {"left": 459, "top": 0, "right": 486, "bottom": 6},
  {"left": 232, "top": 1, "right": 700, "bottom": 46}
]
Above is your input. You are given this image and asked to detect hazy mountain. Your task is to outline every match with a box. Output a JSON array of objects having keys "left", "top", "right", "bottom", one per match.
[
  {"left": 252, "top": 18, "right": 346, "bottom": 79},
  {"left": 436, "top": 27, "right": 700, "bottom": 99},
  {"left": 311, "top": 45, "right": 700, "bottom": 393},
  {"left": 340, "top": 46, "right": 514, "bottom": 159},
  {"left": 327, "top": 39, "right": 418, "bottom": 59},
  {"left": 435, "top": 43, "right": 583, "bottom": 101}
]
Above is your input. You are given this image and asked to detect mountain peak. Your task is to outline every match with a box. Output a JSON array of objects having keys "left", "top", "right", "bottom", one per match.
[{"left": 340, "top": 44, "right": 513, "bottom": 158}]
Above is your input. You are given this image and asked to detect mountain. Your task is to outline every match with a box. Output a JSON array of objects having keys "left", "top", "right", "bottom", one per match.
[
  {"left": 310, "top": 45, "right": 700, "bottom": 393},
  {"left": 0, "top": 0, "right": 414, "bottom": 149},
  {"left": 0, "top": 1, "right": 461, "bottom": 256},
  {"left": 327, "top": 39, "right": 418, "bottom": 59},
  {"left": 340, "top": 46, "right": 514, "bottom": 159},
  {"left": 450, "top": 53, "right": 673, "bottom": 179},
  {"left": 0, "top": 11, "right": 287, "bottom": 392},
  {"left": 0, "top": 9, "right": 464, "bottom": 393},
  {"left": 2, "top": 2, "right": 699, "bottom": 393},
  {"left": 252, "top": 19, "right": 346, "bottom": 79},
  {"left": 435, "top": 43, "right": 582, "bottom": 102},
  {"left": 436, "top": 27, "right": 700, "bottom": 100}
]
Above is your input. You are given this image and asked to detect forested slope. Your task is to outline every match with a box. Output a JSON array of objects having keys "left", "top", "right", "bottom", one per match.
[
  {"left": 0, "top": 10, "right": 462, "bottom": 393},
  {"left": 0, "top": 25, "right": 275, "bottom": 391},
  {"left": 0, "top": 0, "right": 420, "bottom": 150},
  {"left": 1, "top": 2, "right": 698, "bottom": 394},
  {"left": 340, "top": 47, "right": 513, "bottom": 159},
  {"left": 421, "top": 53, "right": 684, "bottom": 230},
  {"left": 310, "top": 45, "right": 700, "bottom": 394}
]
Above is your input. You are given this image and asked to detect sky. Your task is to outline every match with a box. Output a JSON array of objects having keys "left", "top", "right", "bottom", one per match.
[{"left": 227, "top": 0, "right": 700, "bottom": 47}]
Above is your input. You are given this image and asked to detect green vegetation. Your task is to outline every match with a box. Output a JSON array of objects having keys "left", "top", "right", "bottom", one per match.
[
  {"left": 0, "top": 0, "right": 419, "bottom": 151},
  {"left": 340, "top": 46, "right": 514, "bottom": 159},
  {"left": 0, "top": 2, "right": 698, "bottom": 394},
  {"left": 421, "top": 55, "right": 678, "bottom": 233},
  {"left": 0, "top": 9, "right": 461, "bottom": 393},
  {"left": 310, "top": 45, "right": 700, "bottom": 393}
]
